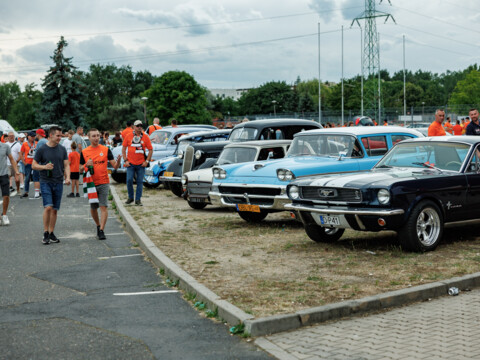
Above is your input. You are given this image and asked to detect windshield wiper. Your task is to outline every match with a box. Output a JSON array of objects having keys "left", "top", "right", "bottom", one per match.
[{"left": 412, "top": 162, "right": 443, "bottom": 172}]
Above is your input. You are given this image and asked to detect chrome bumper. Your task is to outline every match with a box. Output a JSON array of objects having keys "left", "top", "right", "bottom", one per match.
[
  {"left": 158, "top": 175, "right": 181, "bottom": 183},
  {"left": 284, "top": 203, "right": 404, "bottom": 216},
  {"left": 208, "top": 191, "right": 290, "bottom": 210}
]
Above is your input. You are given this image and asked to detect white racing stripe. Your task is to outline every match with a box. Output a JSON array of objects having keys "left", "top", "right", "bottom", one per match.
[
  {"left": 310, "top": 173, "right": 370, "bottom": 188},
  {"left": 98, "top": 254, "right": 142, "bottom": 260},
  {"left": 113, "top": 290, "right": 178, "bottom": 296}
]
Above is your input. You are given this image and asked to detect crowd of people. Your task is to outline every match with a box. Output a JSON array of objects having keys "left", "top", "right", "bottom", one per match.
[{"left": 427, "top": 108, "right": 479, "bottom": 137}]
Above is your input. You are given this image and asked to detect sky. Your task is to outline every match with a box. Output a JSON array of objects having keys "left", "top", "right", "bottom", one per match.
[{"left": 0, "top": 0, "right": 479, "bottom": 91}]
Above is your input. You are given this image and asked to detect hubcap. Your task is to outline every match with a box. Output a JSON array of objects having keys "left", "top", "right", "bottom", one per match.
[{"left": 416, "top": 207, "right": 441, "bottom": 246}]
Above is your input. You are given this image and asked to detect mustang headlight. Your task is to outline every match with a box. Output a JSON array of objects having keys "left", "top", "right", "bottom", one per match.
[
  {"left": 212, "top": 168, "right": 226, "bottom": 179},
  {"left": 377, "top": 189, "right": 390, "bottom": 205},
  {"left": 178, "top": 150, "right": 184, "bottom": 159},
  {"left": 288, "top": 185, "right": 300, "bottom": 200},
  {"left": 195, "top": 150, "right": 203, "bottom": 160},
  {"left": 181, "top": 175, "right": 188, "bottom": 185}
]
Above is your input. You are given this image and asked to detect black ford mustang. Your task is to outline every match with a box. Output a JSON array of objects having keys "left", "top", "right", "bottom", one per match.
[{"left": 285, "top": 136, "right": 480, "bottom": 252}]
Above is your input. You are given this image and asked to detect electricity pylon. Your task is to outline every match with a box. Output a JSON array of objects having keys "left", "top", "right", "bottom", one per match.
[{"left": 352, "top": 0, "right": 395, "bottom": 121}]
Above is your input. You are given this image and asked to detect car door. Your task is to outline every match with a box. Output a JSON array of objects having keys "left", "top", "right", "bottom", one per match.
[{"left": 465, "top": 144, "right": 480, "bottom": 218}]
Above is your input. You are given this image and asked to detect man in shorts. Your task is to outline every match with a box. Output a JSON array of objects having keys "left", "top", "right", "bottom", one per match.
[
  {"left": 20, "top": 131, "right": 37, "bottom": 198},
  {"left": 5, "top": 131, "right": 21, "bottom": 194},
  {"left": 81, "top": 128, "right": 121, "bottom": 240},
  {"left": 33, "top": 126, "right": 70, "bottom": 245},
  {"left": 0, "top": 140, "right": 20, "bottom": 225}
]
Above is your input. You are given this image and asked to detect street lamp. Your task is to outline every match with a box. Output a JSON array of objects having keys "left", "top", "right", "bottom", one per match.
[
  {"left": 422, "top": 102, "right": 425, "bottom": 118},
  {"left": 141, "top": 96, "right": 148, "bottom": 124},
  {"left": 272, "top": 100, "right": 277, "bottom": 116}
]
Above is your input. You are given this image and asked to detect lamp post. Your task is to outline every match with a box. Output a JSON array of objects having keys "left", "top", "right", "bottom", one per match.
[
  {"left": 141, "top": 96, "right": 148, "bottom": 124},
  {"left": 422, "top": 101, "right": 425, "bottom": 119},
  {"left": 272, "top": 100, "right": 277, "bottom": 116}
]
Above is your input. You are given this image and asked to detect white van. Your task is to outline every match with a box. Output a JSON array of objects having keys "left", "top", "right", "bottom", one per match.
[{"left": 0, "top": 120, "right": 19, "bottom": 138}]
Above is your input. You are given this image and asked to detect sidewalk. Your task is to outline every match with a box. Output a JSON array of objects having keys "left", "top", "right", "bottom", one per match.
[{"left": 0, "top": 186, "right": 270, "bottom": 359}]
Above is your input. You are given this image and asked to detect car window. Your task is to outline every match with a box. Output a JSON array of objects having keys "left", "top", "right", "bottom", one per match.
[
  {"left": 288, "top": 134, "right": 350, "bottom": 157},
  {"left": 466, "top": 145, "right": 480, "bottom": 173},
  {"left": 392, "top": 135, "right": 414, "bottom": 146},
  {"left": 229, "top": 127, "right": 258, "bottom": 142},
  {"left": 361, "top": 136, "right": 388, "bottom": 156},
  {"left": 260, "top": 128, "right": 283, "bottom": 140},
  {"left": 258, "top": 147, "right": 286, "bottom": 161},
  {"left": 150, "top": 131, "right": 172, "bottom": 145},
  {"left": 217, "top": 147, "right": 257, "bottom": 165}
]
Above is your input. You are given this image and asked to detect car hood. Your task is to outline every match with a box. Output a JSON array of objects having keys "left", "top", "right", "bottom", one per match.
[
  {"left": 185, "top": 168, "right": 213, "bottom": 182},
  {"left": 292, "top": 167, "right": 452, "bottom": 188}
]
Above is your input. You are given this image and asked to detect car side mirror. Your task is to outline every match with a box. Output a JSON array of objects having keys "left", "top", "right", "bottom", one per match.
[
  {"left": 267, "top": 151, "right": 274, "bottom": 160},
  {"left": 171, "top": 140, "right": 176, "bottom": 145},
  {"left": 338, "top": 150, "right": 347, "bottom": 161}
]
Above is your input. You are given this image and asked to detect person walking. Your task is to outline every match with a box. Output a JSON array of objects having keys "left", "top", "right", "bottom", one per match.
[
  {"left": 453, "top": 120, "right": 463, "bottom": 136},
  {"left": 17, "top": 134, "right": 26, "bottom": 191},
  {"left": 32, "top": 126, "right": 70, "bottom": 245},
  {"left": 147, "top": 118, "right": 162, "bottom": 135},
  {"left": 5, "top": 131, "right": 21, "bottom": 195},
  {"left": 0, "top": 139, "right": 20, "bottom": 225},
  {"left": 63, "top": 130, "right": 74, "bottom": 154},
  {"left": 20, "top": 131, "right": 37, "bottom": 198},
  {"left": 427, "top": 109, "right": 446, "bottom": 137},
  {"left": 121, "top": 121, "right": 134, "bottom": 140},
  {"left": 80, "top": 128, "right": 121, "bottom": 239},
  {"left": 67, "top": 142, "right": 81, "bottom": 197},
  {"left": 32, "top": 128, "right": 48, "bottom": 198},
  {"left": 72, "top": 126, "right": 84, "bottom": 153},
  {"left": 122, "top": 120, "right": 153, "bottom": 206},
  {"left": 465, "top": 109, "right": 480, "bottom": 136}
]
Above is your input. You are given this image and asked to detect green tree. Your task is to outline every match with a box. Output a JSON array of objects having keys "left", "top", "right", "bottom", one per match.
[
  {"left": 0, "top": 81, "right": 21, "bottom": 120},
  {"left": 238, "top": 81, "right": 297, "bottom": 115},
  {"left": 142, "top": 70, "right": 210, "bottom": 125},
  {"left": 8, "top": 83, "right": 42, "bottom": 129},
  {"left": 449, "top": 69, "right": 480, "bottom": 112},
  {"left": 38, "top": 36, "right": 88, "bottom": 129}
]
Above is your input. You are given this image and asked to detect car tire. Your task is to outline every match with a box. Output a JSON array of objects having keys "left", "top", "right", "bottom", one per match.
[
  {"left": 399, "top": 200, "right": 443, "bottom": 252},
  {"left": 304, "top": 225, "right": 345, "bottom": 243},
  {"left": 111, "top": 172, "right": 126, "bottom": 183},
  {"left": 188, "top": 200, "right": 207, "bottom": 210},
  {"left": 170, "top": 183, "right": 183, "bottom": 197},
  {"left": 237, "top": 210, "right": 268, "bottom": 222}
]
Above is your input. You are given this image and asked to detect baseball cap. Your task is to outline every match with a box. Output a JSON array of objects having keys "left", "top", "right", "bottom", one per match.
[
  {"left": 134, "top": 120, "right": 143, "bottom": 126},
  {"left": 36, "top": 128, "right": 46, "bottom": 137},
  {"left": 18, "top": 133, "right": 26, "bottom": 138},
  {"left": 28, "top": 131, "right": 36, "bottom": 137}
]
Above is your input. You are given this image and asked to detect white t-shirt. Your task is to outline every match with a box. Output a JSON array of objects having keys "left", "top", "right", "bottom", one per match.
[
  {"left": 6, "top": 140, "right": 21, "bottom": 165},
  {"left": 63, "top": 138, "right": 73, "bottom": 154}
]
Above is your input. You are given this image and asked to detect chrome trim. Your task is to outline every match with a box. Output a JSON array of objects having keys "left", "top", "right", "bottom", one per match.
[
  {"left": 284, "top": 203, "right": 404, "bottom": 216},
  {"left": 208, "top": 191, "right": 290, "bottom": 210},
  {"left": 159, "top": 176, "right": 181, "bottom": 182}
]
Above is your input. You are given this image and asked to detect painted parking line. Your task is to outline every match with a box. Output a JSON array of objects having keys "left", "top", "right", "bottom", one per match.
[
  {"left": 113, "top": 290, "right": 178, "bottom": 296},
  {"left": 98, "top": 254, "right": 142, "bottom": 260}
]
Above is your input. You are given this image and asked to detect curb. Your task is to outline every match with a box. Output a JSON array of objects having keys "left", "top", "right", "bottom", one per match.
[{"left": 111, "top": 185, "right": 480, "bottom": 337}]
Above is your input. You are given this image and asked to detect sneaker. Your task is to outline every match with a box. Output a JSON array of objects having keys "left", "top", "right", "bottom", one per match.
[
  {"left": 76, "top": 193, "right": 80, "bottom": 197},
  {"left": 125, "top": 198, "right": 134, "bottom": 205},
  {"left": 20, "top": 184, "right": 24, "bottom": 189},
  {"left": 34, "top": 193, "right": 40, "bottom": 199},
  {"left": 2, "top": 215, "right": 10, "bottom": 226},
  {"left": 67, "top": 193, "right": 75, "bottom": 198},
  {"left": 10, "top": 189, "right": 17, "bottom": 196},
  {"left": 135, "top": 200, "right": 143, "bottom": 206},
  {"left": 42, "top": 231, "right": 50, "bottom": 245},
  {"left": 9, "top": 186, "right": 14, "bottom": 193},
  {"left": 49, "top": 232, "right": 60, "bottom": 243},
  {"left": 21, "top": 193, "right": 29, "bottom": 198},
  {"left": 98, "top": 229, "right": 106, "bottom": 240}
]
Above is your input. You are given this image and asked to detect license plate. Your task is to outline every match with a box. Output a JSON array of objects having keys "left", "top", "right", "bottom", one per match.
[
  {"left": 320, "top": 215, "right": 340, "bottom": 226},
  {"left": 164, "top": 172, "right": 174, "bottom": 177},
  {"left": 237, "top": 204, "right": 260, "bottom": 213},
  {"left": 190, "top": 198, "right": 205, "bottom": 203}
]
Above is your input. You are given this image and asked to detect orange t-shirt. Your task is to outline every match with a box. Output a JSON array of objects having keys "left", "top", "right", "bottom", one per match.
[
  {"left": 147, "top": 124, "right": 162, "bottom": 135},
  {"left": 81, "top": 145, "right": 112, "bottom": 185},
  {"left": 428, "top": 121, "right": 446, "bottom": 137},
  {"left": 453, "top": 124, "right": 463, "bottom": 136},
  {"left": 69, "top": 151, "right": 80, "bottom": 172},
  {"left": 121, "top": 127, "right": 133, "bottom": 140},
  {"left": 443, "top": 121, "right": 453, "bottom": 134},
  {"left": 123, "top": 132, "right": 153, "bottom": 166},
  {"left": 0, "top": 134, "right": 5, "bottom": 143},
  {"left": 20, "top": 141, "right": 36, "bottom": 165}
]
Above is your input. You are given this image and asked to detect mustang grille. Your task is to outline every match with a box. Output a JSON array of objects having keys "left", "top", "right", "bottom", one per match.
[{"left": 300, "top": 187, "right": 362, "bottom": 203}]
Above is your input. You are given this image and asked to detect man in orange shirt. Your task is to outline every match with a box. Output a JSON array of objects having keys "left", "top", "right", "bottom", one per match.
[
  {"left": 427, "top": 109, "right": 446, "bottom": 137},
  {"left": 20, "top": 131, "right": 37, "bottom": 198},
  {"left": 453, "top": 120, "right": 463, "bottom": 136},
  {"left": 147, "top": 117, "right": 162, "bottom": 135},
  {"left": 80, "top": 128, "right": 121, "bottom": 240},
  {"left": 121, "top": 121, "right": 134, "bottom": 140},
  {"left": 122, "top": 120, "right": 153, "bottom": 206},
  {"left": 443, "top": 117, "right": 453, "bottom": 134}
]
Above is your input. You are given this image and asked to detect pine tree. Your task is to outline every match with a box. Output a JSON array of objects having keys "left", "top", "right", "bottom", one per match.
[{"left": 38, "top": 36, "right": 88, "bottom": 129}]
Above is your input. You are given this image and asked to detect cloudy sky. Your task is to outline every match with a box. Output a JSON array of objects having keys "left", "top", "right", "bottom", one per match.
[{"left": 0, "top": 0, "right": 478, "bottom": 91}]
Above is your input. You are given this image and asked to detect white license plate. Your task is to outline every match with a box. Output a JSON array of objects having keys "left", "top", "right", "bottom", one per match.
[{"left": 319, "top": 215, "right": 340, "bottom": 226}]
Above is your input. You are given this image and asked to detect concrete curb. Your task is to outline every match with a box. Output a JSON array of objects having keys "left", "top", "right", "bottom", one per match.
[{"left": 111, "top": 185, "right": 480, "bottom": 337}]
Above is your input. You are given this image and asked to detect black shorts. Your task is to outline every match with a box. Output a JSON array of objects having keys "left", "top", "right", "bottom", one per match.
[
  {"left": 70, "top": 172, "right": 80, "bottom": 180},
  {"left": 0, "top": 175, "right": 9, "bottom": 197}
]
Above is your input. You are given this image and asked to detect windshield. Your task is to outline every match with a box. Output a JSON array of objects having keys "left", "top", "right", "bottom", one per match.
[
  {"left": 177, "top": 139, "right": 193, "bottom": 154},
  {"left": 150, "top": 130, "right": 172, "bottom": 145},
  {"left": 229, "top": 127, "right": 258, "bottom": 142},
  {"left": 288, "top": 134, "right": 358, "bottom": 157},
  {"left": 217, "top": 147, "right": 257, "bottom": 165},
  {"left": 376, "top": 141, "right": 471, "bottom": 172}
]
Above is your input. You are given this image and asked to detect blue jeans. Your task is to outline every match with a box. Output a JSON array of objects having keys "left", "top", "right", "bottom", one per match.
[
  {"left": 40, "top": 182, "right": 64, "bottom": 210},
  {"left": 24, "top": 164, "right": 32, "bottom": 193},
  {"left": 126, "top": 164, "right": 145, "bottom": 201}
]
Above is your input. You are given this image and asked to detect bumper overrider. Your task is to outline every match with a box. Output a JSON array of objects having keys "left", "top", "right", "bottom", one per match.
[
  {"left": 209, "top": 183, "right": 290, "bottom": 211},
  {"left": 284, "top": 203, "right": 405, "bottom": 231}
]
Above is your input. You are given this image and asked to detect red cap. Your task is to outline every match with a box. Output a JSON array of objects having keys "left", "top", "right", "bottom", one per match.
[{"left": 36, "top": 128, "right": 46, "bottom": 137}]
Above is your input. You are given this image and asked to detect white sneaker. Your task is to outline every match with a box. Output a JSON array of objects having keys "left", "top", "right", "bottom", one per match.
[
  {"left": 34, "top": 193, "right": 40, "bottom": 199},
  {"left": 2, "top": 215, "right": 10, "bottom": 226},
  {"left": 20, "top": 184, "right": 24, "bottom": 189}
]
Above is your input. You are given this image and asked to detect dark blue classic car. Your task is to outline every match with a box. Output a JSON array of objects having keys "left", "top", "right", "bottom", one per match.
[{"left": 285, "top": 136, "right": 480, "bottom": 252}]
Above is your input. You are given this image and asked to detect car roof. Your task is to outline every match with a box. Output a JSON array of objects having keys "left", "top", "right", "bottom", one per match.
[
  {"left": 399, "top": 135, "right": 480, "bottom": 145},
  {"left": 187, "top": 141, "right": 231, "bottom": 150},
  {"left": 178, "top": 129, "right": 231, "bottom": 141},
  {"left": 224, "top": 139, "right": 292, "bottom": 148},
  {"left": 232, "top": 119, "right": 322, "bottom": 129},
  {"left": 294, "top": 126, "right": 424, "bottom": 138}
]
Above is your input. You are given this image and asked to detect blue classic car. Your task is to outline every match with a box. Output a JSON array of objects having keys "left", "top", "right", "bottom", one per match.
[
  {"left": 209, "top": 127, "right": 423, "bottom": 222},
  {"left": 285, "top": 136, "right": 480, "bottom": 252}
]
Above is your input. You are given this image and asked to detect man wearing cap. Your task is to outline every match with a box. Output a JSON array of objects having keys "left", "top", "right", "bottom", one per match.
[
  {"left": 5, "top": 131, "right": 21, "bottom": 195},
  {"left": 20, "top": 131, "right": 38, "bottom": 198},
  {"left": 0, "top": 137, "right": 20, "bottom": 225},
  {"left": 122, "top": 120, "right": 153, "bottom": 206}
]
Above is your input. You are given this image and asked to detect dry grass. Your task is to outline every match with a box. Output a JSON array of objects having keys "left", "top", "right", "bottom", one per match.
[{"left": 116, "top": 184, "right": 480, "bottom": 318}]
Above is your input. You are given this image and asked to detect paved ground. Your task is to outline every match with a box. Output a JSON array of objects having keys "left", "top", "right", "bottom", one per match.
[
  {"left": 0, "top": 186, "right": 271, "bottom": 360},
  {"left": 256, "top": 289, "right": 480, "bottom": 360}
]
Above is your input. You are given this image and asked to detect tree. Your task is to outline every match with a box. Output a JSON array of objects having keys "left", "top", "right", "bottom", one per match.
[
  {"left": 8, "top": 83, "right": 42, "bottom": 129},
  {"left": 142, "top": 71, "right": 210, "bottom": 125},
  {"left": 238, "top": 81, "right": 297, "bottom": 115},
  {"left": 0, "top": 81, "right": 21, "bottom": 120},
  {"left": 38, "top": 36, "right": 88, "bottom": 129},
  {"left": 449, "top": 69, "right": 480, "bottom": 112}
]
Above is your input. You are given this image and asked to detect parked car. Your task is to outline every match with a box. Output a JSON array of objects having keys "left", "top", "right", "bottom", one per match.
[
  {"left": 110, "top": 125, "right": 218, "bottom": 183},
  {"left": 285, "top": 136, "right": 480, "bottom": 252},
  {"left": 143, "top": 129, "right": 231, "bottom": 188},
  {"left": 183, "top": 140, "right": 291, "bottom": 209},
  {"left": 209, "top": 126, "right": 423, "bottom": 222}
]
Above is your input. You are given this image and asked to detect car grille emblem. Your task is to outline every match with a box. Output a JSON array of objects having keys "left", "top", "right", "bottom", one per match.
[
  {"left": 243, "top": 193, "right": 250, "bottom": 204},
  {"left": 355, "top": 190, "right": 361, "bottom": 200},
  {"left": 318, "top": 189, "right": 337, "bottom": 198}
]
